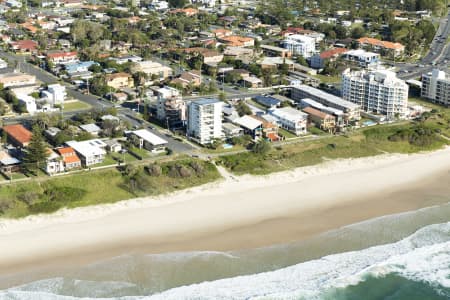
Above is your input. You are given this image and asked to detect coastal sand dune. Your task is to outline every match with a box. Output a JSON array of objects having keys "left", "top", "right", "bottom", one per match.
[{"left": 0, "top": 148, "right": 450, "bottom": 285}]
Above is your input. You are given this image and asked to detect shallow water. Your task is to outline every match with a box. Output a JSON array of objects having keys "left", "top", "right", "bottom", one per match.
[{"left": 1, "top": 201, "right": 449, "bottom": 299}]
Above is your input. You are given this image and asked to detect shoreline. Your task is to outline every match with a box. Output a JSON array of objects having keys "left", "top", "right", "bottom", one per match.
[{"left": 1, "top": 148, "right": 450, "bottom": 287}]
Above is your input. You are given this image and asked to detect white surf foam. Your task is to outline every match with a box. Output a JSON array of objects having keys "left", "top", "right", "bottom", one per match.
[{"left": 1, "top": 222, "right": 449, "bottom": 300}]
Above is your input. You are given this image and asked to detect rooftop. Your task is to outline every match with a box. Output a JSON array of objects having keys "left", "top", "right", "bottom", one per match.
[
  {"left": 233, "top": 115, "right": 262, "bottom": 130},
  {"left": 294, "top": 85, "right": 360, "bottom": 110},
  {"left": 3, "top": 124, "right": 32, "bottom": 144},
  {"left": 192, "top": 98, "right": 221, "bottom": 106},
  {"left": 357, "top": 37, "right": 404, "bottom": 50},
  {"left": 66, "top": 139, "right": 107, "bottom": 157},
  {"left": 270, "top": 107, "right": 308, "bottom": 121},
  {"left": 131, "top": 129, "right": 168, "bottom": 146}
]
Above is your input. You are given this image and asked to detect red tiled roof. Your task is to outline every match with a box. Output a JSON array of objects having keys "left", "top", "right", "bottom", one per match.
[
  {"left": 63, "top": 155, "right": 81, "bottom": 164},
  {"left": 10, "top": 40, "right": 38, "bottom": 50},
  {"left": 47, "top": 51, "right": 78, "bottom": 58},
  {"left": 56, "top": 147, "right": 76, "bottom": 155},
  {"left": 319, "top": 48, "right": 349, "bottom": 59},
  {"left": 357, "top": 37, "right": 404, "bottom": 50},
  {"left": 3, "top": 124, "right": 32, "bottom": 145},
  {"left": 302, "top": 106, "right": 332, "bottom": 119}
]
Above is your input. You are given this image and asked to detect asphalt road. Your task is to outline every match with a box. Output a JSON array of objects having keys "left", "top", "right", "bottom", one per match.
[{"left": 396, "top": 11, "right": 450, "bottom": 79}]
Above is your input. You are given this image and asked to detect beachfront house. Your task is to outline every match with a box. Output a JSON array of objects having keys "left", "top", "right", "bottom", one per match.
[
  {"left": 127, "top": 129, "right": 168, "bottom": 153},
  {"left": 65, "top": 139, "right": 107, "bottom": 167},
  {"left": 269, "top": 107, "right": 308, "bottom": 136}
]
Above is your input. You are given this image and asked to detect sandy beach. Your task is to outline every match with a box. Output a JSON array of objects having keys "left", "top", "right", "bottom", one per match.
[{"left": 1, "top": 148, "right": 450, "bottom": 287}]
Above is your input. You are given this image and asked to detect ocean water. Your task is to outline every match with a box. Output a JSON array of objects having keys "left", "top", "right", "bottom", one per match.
[{"left": 0, "top": 202, "right": 449, "bottom": 300}]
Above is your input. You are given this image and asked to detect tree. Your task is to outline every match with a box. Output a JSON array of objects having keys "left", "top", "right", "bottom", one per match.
[
  {"left": 236, "top": 101, "right": 252, "bottom": 116},
  {"left": 23, "top": 126, "right": 49, "bottom": 170},
  {"left": 252, "top": 139, "right": 271, "bottom": 155},
  {"left": 351, "top": 26, "right": 365, "bottom": 39}
]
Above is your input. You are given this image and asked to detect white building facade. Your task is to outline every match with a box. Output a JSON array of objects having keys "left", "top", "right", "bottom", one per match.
[
  {"left": 421, "top": 69, "right": 450, "bottom": 107},
  {"left": 282, "top": 35, "right": 316, "bottom": 58},
  {"left": 342, "top": 69, "right": 409, "bottom": 119},
  {"left": 187, "top": 98, "right": 223, "bottom": 145},
  {"left": 42, "top": 84, "right": 66, "bottom": 105},
  {"left": 268, "top": 107, "right": 308, "bottom": 135}
]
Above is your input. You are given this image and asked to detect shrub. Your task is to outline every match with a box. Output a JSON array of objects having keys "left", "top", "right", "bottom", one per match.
[
  {"left": 146, "top": 164, "right": 162, "bottom": 176},
  {"left": 190, "top": 161, "right": 204, "bottom": 175},
  {"left": 178, "top": 165, "right": 192, "bottom": 178}
]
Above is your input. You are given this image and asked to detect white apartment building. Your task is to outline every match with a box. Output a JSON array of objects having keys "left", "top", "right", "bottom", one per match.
[
  {"left": 41, "top": 84, "right": 66, "bottom": 105},
  {"left": 282, "top": 34, "right": 316, "bottom": 58},
  {"left": 421, "top": 69, "right": 450, "bottom": 107},
  {"left": 187, "top": 98, "right": 223, "bottom": 145},
  {"left": 342, "top": 69, "right": 409, "bottom": 119},
  {"left": 155, "top": 86, "right": 186, "bottom": 128},
  {"left": 268, "top": 107, "right": 308, "bottom": 135}
]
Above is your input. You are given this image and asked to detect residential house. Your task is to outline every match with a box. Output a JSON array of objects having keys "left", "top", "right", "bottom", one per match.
[
  {"left": 357, "top": 37, "right": 405, "bottom": 57},
  {"left": 104, "top": 139, "right": 122, "bottom": 152},
  {"left": 212, "top": 28, "right": 232, "bottom": 39},
  {"left": 171, "top": 70, "right": 202, "bottom": 88},
  {"left": 241, "top": 76, "right": 262, "bottom": 88},
  {"left": 66, "top": 139, "right": 106, "bottom": 166},
  {"left": 299, "top": 98, "right": 346, "bottom": 129},
  {"left": 46, "top": 51, "right": 78, "bottom": 65},
  {"left": 55, "top": 147, "right": 82, "bottom": 170},
  {"left": 182, "top": 48, "right": 224, "bottom": 64},
  {"left": 9, "top": 40, "right": 38, "bottom": 53},
  {"left": 169, "top": 8, "right": 198, "bottom": 16},
  {"left": 281, "top": 28, "right": 324, "bottom": 45},
  {"left": 342, "top": 49, "right": 380, "bottom": 68},
  {"left": 132, "top": 61, "right": 173, "bottom": 82},
  {"left": 127, "top": 129, "right": 168, "bottom": 152},
  {"left": 222, "top": 122, "right": 243, "bottom": 138},
  {"left": 105, "top": 72, "right": 134, "bottom": 89},
  {"left": 253, "top": 95, "right": 281, "bottom": 109},
  {"left": 220, "top": 35, "right": 254, "bottom": 47},
  {"left": 65, "top": 61, "right": 97, "bottom": 76},
  {"left": 223, "top": 46, "right": 254, "bottom": 60},
  {"left": 268, "top": 107, "right": 308, "bottom": 135},
  {"left": 79, "top": 123, "right": 102, "bottom": 136},
  {"left": 62, "top": 0, "right": 84, "bottom": 7},
  {"left": 260, "top": 45, "right": 292, "bottom": 58},
  {"left": 112, "top": 92, "right": 128, "bottom": 102},
  {"left": 233, "top": 115, "right": 263, "bottom": 140},
  {"left": 3, "top": 124, "right": 32, "bottom": 148},
  {"left": 250, "top": 115, "right": 280, "bottom": 141},
  {"left": 0, "top": 150, "right": 21, "bottom": 173},
  {"left": 302, "top": 106, "right": 336, "bottom": 133},
  {"left": 45, "top": 149, "right": 64, "bottom": 175},
  {"left": 309, "top": 48, "right": 349, "bottom": 69}
]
